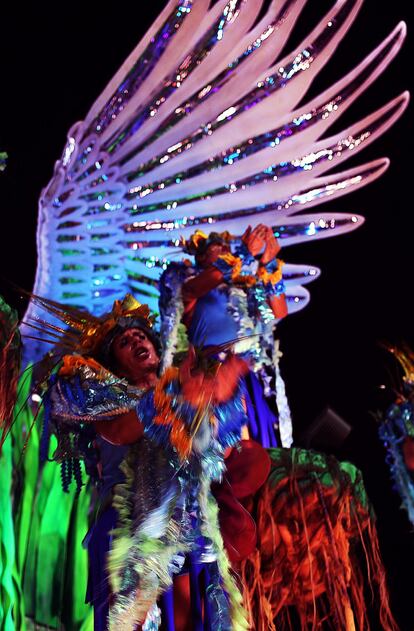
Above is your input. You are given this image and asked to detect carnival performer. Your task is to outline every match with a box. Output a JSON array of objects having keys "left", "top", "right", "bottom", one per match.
[
  {"left": 37, "top": 293, "right": 259, "bottom": 631},
  {"left": 1, "top": 291, "right": 400, "bottom": 631},
  {"left": 159, "top": 229, "right": 399, "bottom": 631},
  {"left": 159, "top": 224, "right": 288, "bottom": 448},
  {"left": 379, "top": 344, "right": 414, "bottom": 526}
]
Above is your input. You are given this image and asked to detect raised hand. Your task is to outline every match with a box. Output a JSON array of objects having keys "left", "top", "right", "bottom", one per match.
[{"left": 241, "top": 224, "right": 267, "bottom": 256}]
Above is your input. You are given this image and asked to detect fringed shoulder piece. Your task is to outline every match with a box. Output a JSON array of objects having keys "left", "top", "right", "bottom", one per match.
[{"left": 50, "top": 355, "right": 142, "bottom": 424}]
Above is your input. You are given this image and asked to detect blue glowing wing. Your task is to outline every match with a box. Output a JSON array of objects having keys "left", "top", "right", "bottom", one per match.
[{"left": 21, "top": 0, "right": 407, "bottom": 360}]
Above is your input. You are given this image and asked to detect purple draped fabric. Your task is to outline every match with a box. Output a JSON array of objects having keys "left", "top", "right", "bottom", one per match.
[
  {"left": 243, "top": 371, "right": 278, "bottom": 447},
  {"left": 85, "top": 507, "right": 118, "bottom": 631}
]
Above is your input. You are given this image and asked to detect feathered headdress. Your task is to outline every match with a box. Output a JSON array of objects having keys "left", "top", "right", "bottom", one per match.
[
  {"left": 0, "top": 292, "right": 156, "bottom": 447},
  {"left": 22, "top": 293, "right": 156, "bottom": 360},
  {"left": 384, "top": 343, "right": 414, "bottom": 387}
]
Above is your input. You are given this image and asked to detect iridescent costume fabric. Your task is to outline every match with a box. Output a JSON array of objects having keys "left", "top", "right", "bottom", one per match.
[
  {"left": 159, "top": 255, "right": 282, "bottom": 447},
  {"left": 48, "top": 356, "right": 249, "bottom": 630},
  {"left": 380, "top": 400, "right": 414, "bottom": 525}
]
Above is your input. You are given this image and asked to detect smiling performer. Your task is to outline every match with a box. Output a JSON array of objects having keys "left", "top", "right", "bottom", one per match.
[{"left": 34, "top": 293, "right": 253, "bottom": 631}]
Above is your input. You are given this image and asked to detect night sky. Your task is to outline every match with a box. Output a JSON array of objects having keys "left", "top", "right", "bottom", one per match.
[{"left": 1, "top": 1, "right": 413, "bottom": 628}]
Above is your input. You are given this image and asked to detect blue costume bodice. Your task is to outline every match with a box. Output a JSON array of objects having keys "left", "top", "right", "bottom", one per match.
[{"left": 187, "top": 286, "right": 238, "bottom": 347}]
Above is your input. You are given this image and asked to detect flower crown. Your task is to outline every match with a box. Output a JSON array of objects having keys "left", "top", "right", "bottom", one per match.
[{"left": 180, "top": 229, "right": 235, "bottom": 255}]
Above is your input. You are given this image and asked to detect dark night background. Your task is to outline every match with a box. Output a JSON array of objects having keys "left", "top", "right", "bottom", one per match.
[{"left": 1, "top": 1, "right": 413, "bottom": 628}]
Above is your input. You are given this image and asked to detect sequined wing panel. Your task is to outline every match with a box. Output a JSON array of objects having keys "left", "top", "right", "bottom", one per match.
[{"left": 22, "top": 0, "right": 407, "bottom": 361}]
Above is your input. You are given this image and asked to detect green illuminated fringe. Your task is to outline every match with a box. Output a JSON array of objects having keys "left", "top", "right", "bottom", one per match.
[
  {"left": 199, "top": 478, "right": 249, "bottom": 631},
  {"left": 0, "top": 296, "right": 25, "bottom": 631},
  {"left": 0, "top": 429, "right": 25, "bottom": 631},
  {"left": 1, "top": 364, "right": 92, "bottom": 631}
]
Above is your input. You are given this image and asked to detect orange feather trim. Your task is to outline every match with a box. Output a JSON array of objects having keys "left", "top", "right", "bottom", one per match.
[
  {"left": 152, "top": 367, "right": 192, "bottom": 460},
  {"left": 217, "top": 253, "right": 257, "bottom": 287},
  {"left": 257, "top": 259, "right": 284, "bottom": 286},
  {"left": 58, "top": 354, "right": 106, "bottom": 377}
]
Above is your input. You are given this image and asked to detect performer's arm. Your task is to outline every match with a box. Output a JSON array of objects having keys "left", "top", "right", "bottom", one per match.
[
  {"left": 268, "top": 293, "right": 288, "bottom": 319},
  {"left": 93, "top": 409, "right": 144, "bottom": 445},
  {"left": 182, "top": 266, "right": 226, "bottom": 325},
  {"left": 182, "top": 266, "right": 224, "bottom": 300},
  {"left": 259, "top": 227, "right": 288, "bottom": 320},
  {"left": 402, "top": 436, "right": 414, "bottom": 471},
  {"left": 182, "top": 224, "right": 266, "bottom": 312},
  {"left": 259, "top": 227, "right": 281, "bottom": 263},
  {"left": 51, "top": 358, "right": 143, "bottom": 430},
  {"left": 182, "top": 224, "right": 269, "bottom": 322}
]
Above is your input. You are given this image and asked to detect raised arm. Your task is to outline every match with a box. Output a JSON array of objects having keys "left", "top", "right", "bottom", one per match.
[
  {"left": 93, "top": 409, "right": 144, "bottom": 446},
  {"left": 182, "top": 266, "right": 225, "bottom": 300},
  {"left": 258, "top": 227, "right": 288, "bottom": 320}
]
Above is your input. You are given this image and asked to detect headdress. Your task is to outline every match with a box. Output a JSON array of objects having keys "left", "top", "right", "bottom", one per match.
[
  {"left": 383, "top": 343, "right": 414, "bottom": 387},
  {"left": 23, "top": 293, "right": 157, "bottom": 362},
  {"left": 180, "top": 229, "right": 235, "bottom": 256}
]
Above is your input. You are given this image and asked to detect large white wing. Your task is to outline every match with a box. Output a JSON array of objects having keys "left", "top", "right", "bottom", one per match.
[{"left": 21, "top": 0, "right": 408, "bottom": 361}]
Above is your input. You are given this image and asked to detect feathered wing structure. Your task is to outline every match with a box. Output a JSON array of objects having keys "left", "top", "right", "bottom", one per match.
[{"left": 21, "top": 0, "right": 408, "bottom": 362}]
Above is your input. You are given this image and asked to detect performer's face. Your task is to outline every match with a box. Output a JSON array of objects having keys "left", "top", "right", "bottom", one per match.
[
  {"left": 196, "top": 242, "right": 230, "bottom": 267},
  {"left": 111, "top": 327, "right": 159, "bottom": 381}
]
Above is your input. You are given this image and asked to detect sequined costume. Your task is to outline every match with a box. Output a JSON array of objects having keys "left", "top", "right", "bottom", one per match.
[
  {"left": 1, "top": 293, "right": 399, "bottom": 631},
  {"left": 158, "top": 239, "right": 287, "bottom": 447},
  {"left": 380, "top": 399, "right": 414, "bottom": 525},
  {"left": 47, "top": 354, "right": 250, "bottom": 630}
]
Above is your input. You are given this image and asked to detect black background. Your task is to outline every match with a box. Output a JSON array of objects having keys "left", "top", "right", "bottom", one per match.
[{"left": 1, "top": 1, "right": 413, "bottom": 628}]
